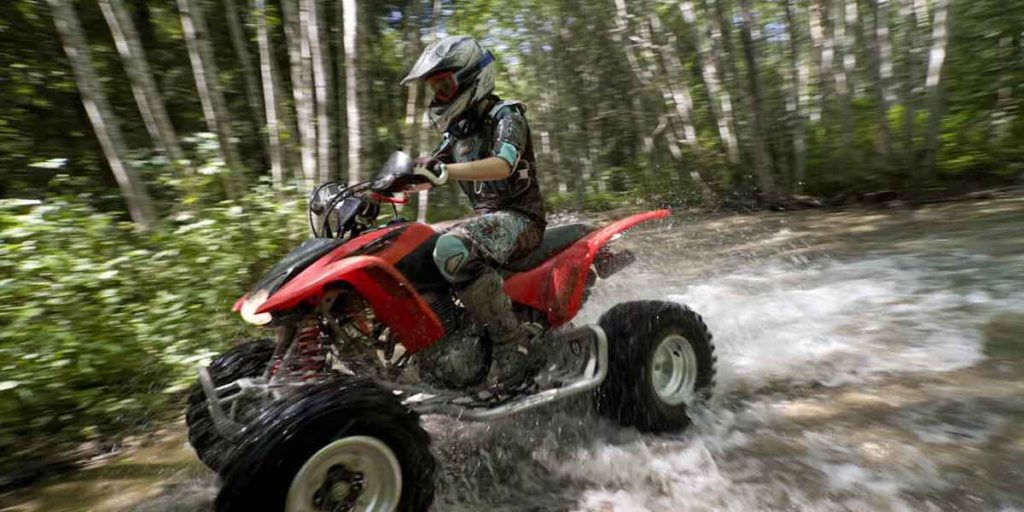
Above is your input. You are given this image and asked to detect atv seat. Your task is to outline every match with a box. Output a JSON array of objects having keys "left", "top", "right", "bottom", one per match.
[{"left": 503, "top": 223, "right": 595, "bottom": 272}]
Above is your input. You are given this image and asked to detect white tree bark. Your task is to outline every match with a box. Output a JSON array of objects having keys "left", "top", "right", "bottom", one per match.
[
  {"left": 843, "top": 0, "right": 860, "bottom": 95},
  {"left": 178, "top": 0, "right": 242, "bottom": 195},
  {"left": 899, "top": 0, "right": 928, "bottom": 169},
  {"left": 612, "top": 0, "right": 654, "bottom": 87},
  {"left": 303, "top": 0, "right": 331, "bottom": 183},
  {"left": 833, "top": 0, "right": 855, "bottom": 150},
  {"left": 282, "top": 0, "right": 316, "bottom": 189},
  {"left": 99, "top": 0, "right": 190, "bottom": 176},
  {"left": 341, "top": 0, "right": 362, "bottom": 186},
  {"left": 48, "top": 0, "right": 156, "bottom": 228},
  {"left": 681, "top": 0, "right": 739, "bottom": 163},
  {"left": 922, "top": 0, "right": 949, "bottom": 178},
  {"left": 415, "top": 0, "right": 443, "bottom": 222},
  {"left": 869, "top": 0, "right": 894, "bottom": 159},
  {"left": 647, "top": 10, "right": 698, "bottom": 145},
  {"left": 808, "top": 0, "right": 830, "bottom": 122},
  {"left": 254, "top": 0, "right": 284, "bottom": 189}
]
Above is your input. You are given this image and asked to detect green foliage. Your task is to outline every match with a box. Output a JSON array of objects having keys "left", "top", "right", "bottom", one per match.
[{"left": 0, "top": 187, "right": 306, "bottom": 473}]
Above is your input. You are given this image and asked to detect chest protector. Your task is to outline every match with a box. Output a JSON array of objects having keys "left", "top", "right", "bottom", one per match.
[{"left": 442, "top": 100, "right": 542, "bottom": 220}]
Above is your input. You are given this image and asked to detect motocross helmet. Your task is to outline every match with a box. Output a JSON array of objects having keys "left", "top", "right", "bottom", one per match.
[{"left": 401, "top": 36, "right": 496, "bottom": 132}]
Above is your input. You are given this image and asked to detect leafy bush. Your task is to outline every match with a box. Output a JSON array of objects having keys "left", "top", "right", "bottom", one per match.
[{"left": 0, "top": 188, "right": 307, "bottom": 473}]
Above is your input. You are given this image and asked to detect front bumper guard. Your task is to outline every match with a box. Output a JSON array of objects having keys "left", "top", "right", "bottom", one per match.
[{"left": 197, "top": 324, "right": 608, "bottom": 437}]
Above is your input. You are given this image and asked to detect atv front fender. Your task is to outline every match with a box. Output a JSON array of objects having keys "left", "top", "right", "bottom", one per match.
[{"left": 255, "top": 255, "right": 444, "bottom": 352}]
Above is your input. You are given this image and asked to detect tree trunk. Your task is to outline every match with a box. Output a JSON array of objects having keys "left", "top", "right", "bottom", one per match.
[
  {"left": 282, "top": 0, "right": 316, "bottom": 189},
  {"left": 415, "top": 0, "right": 443, "bottom": 221},
  {"left": 708, "top": 0, "right": 746, "bottom": 183},
  {"left": 399, "top": 9, "right": 425, "bottom": 221},
  {"left": 808, "top": 0, "right": 831, "bottom": 123},
  {"left": 253, "top": 0, "right": 284, "bottom": 189},
  {"left": 922, "top": 0, "right": 949, "bottom": 180},
  {"left": 177, "top": 0, "right": 242, "bottom": 196},
  {"left": 900, "top": 0, "right": 928, "bottom": 172},
  {"left": 303, "top": 0, "right": 331, "bottom": 183},
  {"left": 867, "top": 0, "right": 894, "bottom": 161},
  {"left": 612, "top": 0, "right": 654, "bottom": 87},
  {"left": 783, "top": 0, "right": 808, "bottom": 192},
  {"left": 224, "top": 0, "right": 265, "bottom": 144},
  {"left": 48, "top": 0, "right": 156, "bottom": 228},
  {"left": 99, "top": 0, "right": 190, "bottom": 177},
  {"left": 340, "top": 0, "right": 362, "bottom": 186},
  {"left": 681, "top": 0, "right": 739, "bottom": 163},
  {"left": 737, "top": 0, "right": 777, "bottom": 203},
  {"left": 834, "top": 0, "right": 856, "bottom": 151},
  {"left": 648, "top": 9, "right": 698, "bottom": 145}
]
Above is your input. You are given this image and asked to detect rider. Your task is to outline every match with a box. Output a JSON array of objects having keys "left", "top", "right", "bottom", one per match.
[{"left": 401, "top": 36, "right": 546, "bottom": 390}]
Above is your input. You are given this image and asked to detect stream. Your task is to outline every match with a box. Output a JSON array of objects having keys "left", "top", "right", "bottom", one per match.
[{"left": 3, "top": 196, "right": 1023, "bottom": 512}]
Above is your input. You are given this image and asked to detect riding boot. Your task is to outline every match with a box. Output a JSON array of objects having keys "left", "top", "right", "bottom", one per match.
[{"left": 455, "top": 268, "right": 541, "bottom": 389}]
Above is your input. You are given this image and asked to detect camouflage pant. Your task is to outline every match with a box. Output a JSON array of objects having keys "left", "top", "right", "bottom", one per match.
[{"left": 432, "top": 210, "right": 543, "bottom": 283}]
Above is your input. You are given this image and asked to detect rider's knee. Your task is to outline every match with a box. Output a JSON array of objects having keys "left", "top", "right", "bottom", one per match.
[{"left": 433, "top": 233, "right": 484, "bottom": 283}]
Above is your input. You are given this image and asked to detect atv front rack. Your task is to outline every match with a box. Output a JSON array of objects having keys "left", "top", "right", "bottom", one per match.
[{"left": 395, "top": 324, "right": 608, "bottom": 421}]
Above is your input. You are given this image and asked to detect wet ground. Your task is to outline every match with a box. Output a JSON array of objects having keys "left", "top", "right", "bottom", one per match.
[{"left": 3, "top": 196, "right": 1024, "bottom": 511}]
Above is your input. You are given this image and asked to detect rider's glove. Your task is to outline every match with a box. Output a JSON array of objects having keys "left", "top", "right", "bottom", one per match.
[{"left": 413, "top": 155, "right": 448, "bottom": 186}]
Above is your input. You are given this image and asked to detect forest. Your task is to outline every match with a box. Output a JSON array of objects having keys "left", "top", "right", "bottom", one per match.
[{"left": 1, "top": 0, "right": 1023, "bottom": 483}]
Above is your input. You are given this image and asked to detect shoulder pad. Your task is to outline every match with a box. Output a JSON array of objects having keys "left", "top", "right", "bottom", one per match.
[{"left": 488, "top": 100, "right": 525, "bottom": 118}]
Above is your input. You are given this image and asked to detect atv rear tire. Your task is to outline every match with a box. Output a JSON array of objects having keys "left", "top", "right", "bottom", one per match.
[
  {"left": 215, "top": 378, "right": 436, "bottom": 512},
  {"left": 596, "top": 301, "right": 715, "bottom": 432},
  {"left": 185, "top": 338, "right": 275, "bottom": 473}
]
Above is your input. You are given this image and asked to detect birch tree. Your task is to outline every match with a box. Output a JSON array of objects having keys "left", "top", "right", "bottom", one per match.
[
  {"left": 808, "top": 0, "right": 831, "bottom": 122},
  {"left": 341, "top": 0, "right": 362, "bottom": 186},
  {"left": 783, "top": 0, "right": 808, "bottom": 191},
  {"left": 737, "top": 0, "right": 777, "bottom": 203},
  {"left": 48, "top": 0, "right": 156, "bottom": 228},
  {"left": 399, "top": 9, "right": 425, "bottom": 220},
  {"left": 303, "top": 0, "right": 332, "bottom": 183},
  {"left": 254, "top": 0, "right": 284, "bottom": 189},
  {"left": 99, "top": 0, "right": 190, "bottom": 177},
  {"left": 867, "top": 0, "right": 894, "bottom": 161},
  {"left": 177, "top": 0, "right": 242, "bottom": 195},
  {"left": 833, "top": 0, "right": 856, "bottom": 151},
  {"left": 922, "top": 0, "right": 949, "bottom": 179},
  {"left": 282, "top": 0, "right": 316, "bottom": 189},
  {"left": 681, "top": 0, "right": 739, "bottom": 163},
  {"left": 900, "top": 0, "right": 930, "bottom": 170},
  {"left": 224, "top": 0, "right": 265, "bottom": 142}
]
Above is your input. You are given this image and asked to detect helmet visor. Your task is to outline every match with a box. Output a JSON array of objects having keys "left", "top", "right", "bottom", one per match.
[{"left": 426, "top": 71, "right": 459, "bottom": 103}]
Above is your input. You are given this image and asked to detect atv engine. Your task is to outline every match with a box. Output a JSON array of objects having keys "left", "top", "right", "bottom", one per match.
[{"left": 415, "top": 327, "right": 490, "bottom": 389}]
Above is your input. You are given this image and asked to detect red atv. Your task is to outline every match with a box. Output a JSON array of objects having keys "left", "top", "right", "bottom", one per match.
[{"left": 186, "top": 152, "right": 716, "bottom": 512}]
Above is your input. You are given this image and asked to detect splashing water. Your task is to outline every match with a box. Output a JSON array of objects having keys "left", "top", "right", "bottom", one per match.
[{"left": 5, "top": 198, "right": 1024, "bottom": 511}]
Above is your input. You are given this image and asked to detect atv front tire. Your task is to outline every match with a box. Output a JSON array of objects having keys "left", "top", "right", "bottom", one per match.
[
  {"left": 596, "top": 301, "right": 715, "bottom": 432},
  {"left": 216, "top": 378, "right": 436, "bottom": 512},
  {"left": 185, "top": 338, "right": 275, "bottom": 473}
]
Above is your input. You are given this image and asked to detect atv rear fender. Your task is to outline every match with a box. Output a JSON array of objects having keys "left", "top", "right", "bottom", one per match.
[
  {"left": 504, "top": 209, "right": 671, "bottom": 327},
  {"left": 254, "top": 255, "right": 444, "bottom": 353}
]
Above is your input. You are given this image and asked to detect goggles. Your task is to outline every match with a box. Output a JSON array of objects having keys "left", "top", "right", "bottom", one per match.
[
  {"left": 426, "top": 71, "right": 459, "bottom": 103},
  {"left": 424, "top": 51, "right": 494, "bottom": 104}
]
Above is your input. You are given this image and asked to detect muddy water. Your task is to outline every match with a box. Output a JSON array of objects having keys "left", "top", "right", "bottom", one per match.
[{"left": 4, "top": 197, "right": 1024, "bottom": 512}]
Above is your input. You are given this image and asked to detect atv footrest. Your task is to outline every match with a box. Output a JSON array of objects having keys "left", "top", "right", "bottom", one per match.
[{"left": 395, "top": 325, "right": 607, "bottom": 421}]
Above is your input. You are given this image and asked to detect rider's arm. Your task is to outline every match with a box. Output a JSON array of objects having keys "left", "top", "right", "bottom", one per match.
[{"left": 446, "top": 157, "right": 512, "bottom": 181}]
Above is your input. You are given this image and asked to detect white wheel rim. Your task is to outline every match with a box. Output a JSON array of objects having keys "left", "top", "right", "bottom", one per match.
[
  {"left": 650, "top": 334, "right": 698, "bottom": 406},
  {"left": 286, "top": 435, "right": 402, "bottom": 512}
]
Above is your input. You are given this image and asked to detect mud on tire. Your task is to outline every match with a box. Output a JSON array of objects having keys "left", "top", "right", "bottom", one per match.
[
  {"left": 215, "top": 377, "right": 436, "bottom": 512},
  {"left": 185, "top": 338, "right": 275, "bottom": 473},
  {"left": 596, "top": 301, "right": 716, "bottom": 432}
]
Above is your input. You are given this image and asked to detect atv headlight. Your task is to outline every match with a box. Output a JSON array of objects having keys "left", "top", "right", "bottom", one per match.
[{"left": 240, "top": 289, "right": 272, "bottom": 326}]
